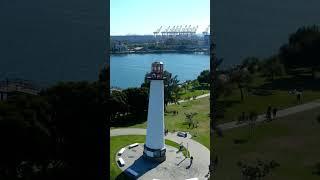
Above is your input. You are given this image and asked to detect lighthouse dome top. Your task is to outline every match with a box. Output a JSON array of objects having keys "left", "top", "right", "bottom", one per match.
[{"left": 148, "top": 61, "right": 165, "bottom": 80}]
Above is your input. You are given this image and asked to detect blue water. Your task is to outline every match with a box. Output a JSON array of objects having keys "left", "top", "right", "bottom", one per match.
[{"left": 111, "top": 53, "right": 209, "bottom": 89}]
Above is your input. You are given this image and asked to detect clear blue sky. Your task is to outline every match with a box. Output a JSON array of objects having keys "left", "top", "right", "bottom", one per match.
[{"left": 111, "top": 0, "right": 210, "bottom": 35}]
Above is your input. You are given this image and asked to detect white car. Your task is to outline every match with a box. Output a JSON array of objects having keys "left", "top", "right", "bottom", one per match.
[{"left": 177, "top": 132, "right": 187, "bottom": 137}]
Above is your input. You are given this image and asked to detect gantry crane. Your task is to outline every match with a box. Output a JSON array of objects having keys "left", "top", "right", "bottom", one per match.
[
  {"left": 202, "top": 25, "right": 210, "bottom": 36},
  {"left": 153, "top": 26, "right": 162, "bottom": 37}
]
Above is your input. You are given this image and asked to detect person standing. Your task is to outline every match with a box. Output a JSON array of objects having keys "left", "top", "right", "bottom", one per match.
[
  {"left": 297, "top": 91, "right": 302, "bottom": 103},
  {"left": 272, "top": 107, "right": 278, "bottom": 120}
]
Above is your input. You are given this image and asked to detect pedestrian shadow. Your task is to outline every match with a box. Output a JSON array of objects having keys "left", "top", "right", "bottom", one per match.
[{"left": 177, "top": 157, "right": 187, "bottom": 166}]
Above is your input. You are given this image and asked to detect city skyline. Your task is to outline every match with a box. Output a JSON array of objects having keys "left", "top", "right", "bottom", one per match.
[{"left": 111, "top": 0, "right": 210, "bottom": 35}]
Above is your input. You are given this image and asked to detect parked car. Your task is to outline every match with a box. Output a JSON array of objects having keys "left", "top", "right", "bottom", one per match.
[{"left": 177, "top": 132, "right": 187, "bottom": 138}]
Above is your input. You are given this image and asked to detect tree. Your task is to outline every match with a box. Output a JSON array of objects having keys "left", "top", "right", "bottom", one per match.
[
  {"left": 181, "top": 83, "right": 189, "bottom": 93},
  {"left": 229, "top": 68, "right": 253, "bottom": 101},
  {"left": 42, "top": 81, "right": 107, "bottom": 179},
  {"left": 109, "top": 90, "right": 128, "bottom": 121},
  {"left": 164, "top": 73, "right": 180, "bottom": 107},
  {"left": 122, "top": 87, "right": 149, "bottom": 116},
  {"left": 172, "top": 84, "right": 181, "bottom": 104},
  {"left": 262, "top": 55, "right": 285, "bottom": 81},
  {"left": 184, "top": 112, "right": 198, "bottom": 129},
  {"left": 216, "top": 73, "right": 233, "bottom": 99},
  {"left": 241, "top": 57, "right": 260, "bottom": 74},
  {"left": 0, "top": 94, "right": 54, "bottom": 179},
  {"left": 141, "top": 70, "right": 180, "bottom": 110},
  {"left": 197, "top": 70, "right": 210, "bottom": 84},
  {"left": 279, "top": 25, "right": 320, "bottom": 78}
]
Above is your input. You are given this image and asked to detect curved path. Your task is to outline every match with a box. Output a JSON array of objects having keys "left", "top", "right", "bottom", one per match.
[
  {"left": 217, "top": 99, "right": 320, "bottom": 131},
  {"left": 110, "top": 128, "right": 210, "bottom": 179},
  {"left": 168, "top": 93, "right": 210, "bottom": 105}
]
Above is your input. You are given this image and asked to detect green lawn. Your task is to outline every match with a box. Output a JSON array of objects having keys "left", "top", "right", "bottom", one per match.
[
  {"left": 179, "top": 89, "right": 209, "bottom": 100},
  {"left": 110, "top": 135, "right": 189, "bottom": 180},
  {"left": 217, "top": 72, "right": 320, "bottom": 124},
  {"left": 218, "top": 89, "right": 320, "bottom": 124},
  {"left": 213, "top": 107, "right": 320, "bottom": 179},
  {"left": 126, "top": 96, "right": 210, "bottom": 149}
]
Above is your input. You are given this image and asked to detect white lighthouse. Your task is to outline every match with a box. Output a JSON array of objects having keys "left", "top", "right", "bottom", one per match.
[{"left": 143, "top": 61, "right": 166, "bottom": 162}]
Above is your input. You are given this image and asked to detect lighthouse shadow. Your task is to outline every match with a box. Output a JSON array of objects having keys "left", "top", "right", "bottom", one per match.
[{"left": 124, "top": 156, "right": 162, "bottom": 179}]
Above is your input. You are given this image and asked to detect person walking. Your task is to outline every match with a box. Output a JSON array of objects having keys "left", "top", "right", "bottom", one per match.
[
  {"left": 272, "top": 107, "right": 278, "bottom": 120},
  {"left": 266, "top": 106, "right": 272, "bottom": 121},
  {"left": 179, "top": 142, "right": 183, "bottom": 152},
  {"left": 190, "top": 156, "right": 193, "bottom": 166}
]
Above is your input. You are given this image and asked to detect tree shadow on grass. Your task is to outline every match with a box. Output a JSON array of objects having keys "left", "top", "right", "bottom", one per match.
[
  {"left": 219, "top": 100, "right": 241, "bottom": 107},
  {"left": 258, "top": 75, "right": 320, "bottom": 91},
  {"left": 233, "top": 138, "right": 249, "bottom": 144},
  {"left": 111, "top": 113, "right": 147, "bottom": 128},
  {"left": 216, "top": 100, "right": 241, "bottom": 119}
]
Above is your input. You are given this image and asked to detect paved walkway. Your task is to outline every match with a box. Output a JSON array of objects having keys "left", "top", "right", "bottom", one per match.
[
  {"left": 117, "top": 144, "right": 205, "bottom": 180},
  {"left": 110, "top": 128, "right": 210, "bottom": 179},
  {"left": 217, "top": 99, "right": 320, "bottom": 131},
  {"left": 168, "top": 93, "right": 210, "bottom": 105}
]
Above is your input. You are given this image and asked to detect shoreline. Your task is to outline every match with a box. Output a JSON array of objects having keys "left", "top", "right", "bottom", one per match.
[{"left": 110, "top": 49, "right": 209, "bottom": 55}]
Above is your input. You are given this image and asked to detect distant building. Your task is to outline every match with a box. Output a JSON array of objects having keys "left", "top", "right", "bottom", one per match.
[{"left": 111, "top": 41, "right": 128, "bottom": 52}]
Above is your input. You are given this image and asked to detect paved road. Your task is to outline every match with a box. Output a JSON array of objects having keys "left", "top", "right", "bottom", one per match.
[
  {"left": 217, "top": 99, "right": 320, "bottom": 130},
  {"left": 110, "top": 128, "right": 210, "bottom": 179}
]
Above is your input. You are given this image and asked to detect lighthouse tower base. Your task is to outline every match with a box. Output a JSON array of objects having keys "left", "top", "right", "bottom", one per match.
[{"left": 143, "top": 145, "right": 166, "bottom": 162}]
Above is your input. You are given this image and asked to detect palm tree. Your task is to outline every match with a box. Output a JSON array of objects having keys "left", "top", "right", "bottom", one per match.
[{"left": 229, "top": 68, "right": 252, "bottom": 101}]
